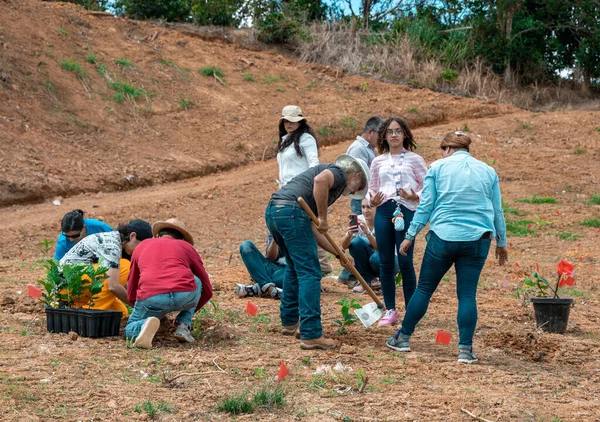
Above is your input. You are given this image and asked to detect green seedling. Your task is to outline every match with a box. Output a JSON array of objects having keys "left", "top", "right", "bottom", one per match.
[
  {"left": 333, "top": 297, "right": 362, "bottom": 335},
  {"left": 516, "top": 195, "right": 557, "bottom": 204},
  {"left": 217, "top": 391, "right": 254, "bottom": 415},
  {"left": 60, "top": 60, "right": 87, "bottom": 79},
  {"left": 587, "top": 194, "right": 600, "bottom": 205},
  {"left": 200, "top": 66, "right": 224, "bottom": 78},
  {"left": 85, "top": 54, "right": 97, "bottom": 64},
  {"left": 178, "top": 95, "right": 195, "bottom": 110},
  {"left": 263, "top": 75, "right": 277, "bottom": 84},
  {"left": 581, "top": 217, "right": 600, "bottom": 228},
  {"left": 115, "top": 59, "right": 135, "bottom": 68},
  {"left": 242, "top": 73, "right": 255, "bottom": 82}
]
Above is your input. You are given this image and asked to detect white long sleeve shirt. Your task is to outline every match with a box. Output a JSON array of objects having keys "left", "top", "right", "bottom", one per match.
[{"left": 277, "top": 133, "right": 319, "bottom": 187}]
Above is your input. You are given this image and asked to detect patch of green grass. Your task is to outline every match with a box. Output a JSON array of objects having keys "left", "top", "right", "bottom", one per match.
[
  {"left": 516, "top": 195, "right": 558, "bottom": 204},
  {"left": 318, "top": 127, "right": 333, "bottom": 136},
  {"left": 306, "top": 82, "right": 313, "bottom": 88},
  {"left": 574, "top": 147, "right": 587, "bottom": 155},
  {"left": 178, "top": 94, "right": 195, "bottom": 110},
  {"left": 587, "top": 194, "right": 600, "bottom": 205},
  {"left": 308, "top": 374, "right": 327, "bottom": 391},
  {"left": 44, "top": 81, "right": 56, "bottom": 92},
  {"left": 107, "top": 80, "right": 147, "bottom": 102},
  {"left": 502, "top": 200, "right": 523, "bottom": 216},
  {"left": 252, "top": 367, "right": 267, "bottom": 379},
  {"left": 461, "top": 123, "right": 470, "bottom": 132},
  {"left": 556, "top": 232, "right": 579, "bottom": 241},
  {"left": 521, "top": 122, "right": 531, "bottom": 129},
  {"left": 341, "top": 115, "right": 359, "bottom": 129},
  {"left": 407, "top": 106, "right": 418, "bottom": 113},
  {"left": 595, "top": 127, "right": 600, "bottom": 132},
  {"left": 263, "top": 75, "right": 277, "bottom": 84},
  {"left": 242, "top": 73, "right": 255, "bottom": 82},
  {"left": 506, "top": 219, "right": 535, "bottom": 237},
  {"left": 159, "top": 57, "right": 176, "bottom": 67},
  {"left": 252, "top": 386, "right": 285, "bottom": 410},
  {"left": 200, "top": 66, "right": 224, "bottom": 78},
  {"left": 581, "top": 217, "right": 600, "bottom": 228},
  {"left": 217, "top": 391, "right": 254, "bottom": 415},
  {"left": 60, "top": 59, "right": 87, "bottom": 79},
  {"left": 275, "top": 87, "right": 285, "bottom": 92},
  {"left": 96, "top": 63, "right": 106, "bottom": 75},
  {"left": 115, "top": 58, "right": 135, "bottom": 68},
  {"left": 58, "top": 29, "right": 68, "bottom": 36},
  {"left": 85, "top": 54, "right": 97, "bottom": 64},
  {"left": 301, "top": 356, "right": 312, "bottom": 366}
]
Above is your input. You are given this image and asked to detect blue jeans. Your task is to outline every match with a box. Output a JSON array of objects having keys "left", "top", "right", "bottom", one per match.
[
  {"left": 239, "top": 240, "right": 285, "bottom": 289},
  {"left": 397, "top": 231, "right": 491, "bottom": 349},
  {"left": 265, "top": 203, "right": 322, "bottom": 340},
  {"left": 342, "top": 236, "right": 399, "bottom": 284},
  {"left": 350, "top": 199, "right": 362, "bottom": 215},
  {"left": 374, "top": 200, "right": 416, "bottom": 310},
  {"left": 125, "top": 276, "right": 202, "bottom": 340}
]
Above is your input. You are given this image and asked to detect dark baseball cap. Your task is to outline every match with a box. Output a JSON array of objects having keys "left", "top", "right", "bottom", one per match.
[{"left": 128, "top": 219, "right": 153, "bottom": 241}]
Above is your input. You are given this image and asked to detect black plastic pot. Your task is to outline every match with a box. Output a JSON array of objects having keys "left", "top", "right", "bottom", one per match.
[
  {"left": 530, "top": 297, "right": 574, "bottom": 334},
  {"left": 45, "top": 308, "right": 122, "bottom": 338}
]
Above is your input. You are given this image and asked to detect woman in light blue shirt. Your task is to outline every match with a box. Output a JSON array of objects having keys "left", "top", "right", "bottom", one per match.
[
  {"left": 386, "top": 131, "right": 509, "bottom": 364},
  {"left": 54, "top": 209, "right": 113, "bottom": 260}
]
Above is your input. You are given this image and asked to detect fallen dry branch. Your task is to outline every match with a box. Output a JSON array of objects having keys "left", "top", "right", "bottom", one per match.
[
  {"left": 214, "top": 73, "right": 226, "bottom": 86},
  {"left": 460, "top": 408, "right": 495, "bottom": 422},
  {"left": 162, "top": 370, "right": 224, "bottom": 385}
]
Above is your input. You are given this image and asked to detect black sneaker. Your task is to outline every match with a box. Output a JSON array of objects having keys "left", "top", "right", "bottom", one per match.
[{"left": 386, "top": 334, "right": 411, "bottom": 352}]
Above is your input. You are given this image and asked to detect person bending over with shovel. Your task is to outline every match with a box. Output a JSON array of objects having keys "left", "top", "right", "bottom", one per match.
[
  {"left": 265, "top": 154, "right": 370, "bottom": 350},
  {"left": 125, "top": 218, "right": 213, "bottom": 349}
]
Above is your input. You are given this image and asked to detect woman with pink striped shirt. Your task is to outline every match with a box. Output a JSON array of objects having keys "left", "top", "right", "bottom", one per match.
[{"left": 369, "top": 118, "right": 428, "bottom": 326}]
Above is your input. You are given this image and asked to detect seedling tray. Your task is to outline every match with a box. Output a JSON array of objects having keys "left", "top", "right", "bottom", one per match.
[{"left": 45, "top": 307, "right": 122, "bottom": 338}]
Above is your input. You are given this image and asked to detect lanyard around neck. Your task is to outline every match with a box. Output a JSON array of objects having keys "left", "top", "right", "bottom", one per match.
[{"left": 387, "top": 150, "right": 406, "bottom": 195}]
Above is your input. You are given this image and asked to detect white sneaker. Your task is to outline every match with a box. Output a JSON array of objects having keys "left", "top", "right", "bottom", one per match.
[{"left": 134, "top": 317, "right": 160, "bottom": 349}]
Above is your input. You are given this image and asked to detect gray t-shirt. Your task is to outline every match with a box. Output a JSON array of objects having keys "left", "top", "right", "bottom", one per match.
[{"left": 271, "top": 164, "right": 347, "bottom": 216}]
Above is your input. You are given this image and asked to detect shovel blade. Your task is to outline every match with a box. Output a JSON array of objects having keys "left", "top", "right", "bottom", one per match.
[{"left": 354, "top": 302, "right": 383, "bottom": 328}]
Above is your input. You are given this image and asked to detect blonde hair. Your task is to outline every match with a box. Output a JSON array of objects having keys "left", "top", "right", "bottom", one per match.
[{"left": 440, "top": 131, "right": 472, "bottom": 151}]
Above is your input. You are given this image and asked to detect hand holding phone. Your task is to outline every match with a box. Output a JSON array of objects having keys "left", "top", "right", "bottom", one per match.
[{"left": 348, "top": 214, "right": 358, "bottom": 227}]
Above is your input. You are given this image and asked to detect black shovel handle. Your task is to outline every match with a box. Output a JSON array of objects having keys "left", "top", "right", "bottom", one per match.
[{"left": 297, "top": 197, "right": 383, "bottom": 308}]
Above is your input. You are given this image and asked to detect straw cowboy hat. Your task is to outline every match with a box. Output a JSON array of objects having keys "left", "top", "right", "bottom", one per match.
[
  {"left": 152, "top": 218, "right": 194, "bottom": 245},
  {"left": 279, "top": 105, "right": 306, "bottom": 123},
  {"left": 334, "top": 154, "right": 370, "bottom": 200}
]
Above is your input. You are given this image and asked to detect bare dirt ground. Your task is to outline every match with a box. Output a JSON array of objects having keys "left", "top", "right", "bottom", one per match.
[{"left": 1, "top": 1, "right": 600, "bottom": 422}]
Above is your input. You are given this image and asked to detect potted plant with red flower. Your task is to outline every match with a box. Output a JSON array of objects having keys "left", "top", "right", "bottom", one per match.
[{"left": 519, "top": 260, "right": 576, "bottom": 333}]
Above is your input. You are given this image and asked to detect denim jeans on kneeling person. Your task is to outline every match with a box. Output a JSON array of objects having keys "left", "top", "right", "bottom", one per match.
[
  {"left": 125, "top": 276, "right": 202, "bottom": 340},
  {"left": 346, "top": 236, "right": 399, "bottom": 284},
  {"left": 239, "top": 240, "right": 284, "bottom": 289},
  {"left": 374, "top": 200, "right": 417, "bottom": 311},
  {"left": 397, "top": 231, "right": 491, "bottom": 349},
  {"left": 265, "top": 203, "right": 322, "bottom": 340}
]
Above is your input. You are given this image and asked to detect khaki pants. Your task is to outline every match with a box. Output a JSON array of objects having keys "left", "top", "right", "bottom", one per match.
[{"left": 318, "top": 247, "right": 333, "bottom": 275}]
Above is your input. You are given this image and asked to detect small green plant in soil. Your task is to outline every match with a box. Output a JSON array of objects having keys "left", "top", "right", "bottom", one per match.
[
  {"left": 502, "top": 200, "right": 523, "bottom": 216},
  {"left": 263, "top": 75, "right": 277, "bottom": 84},
  {"left": 58, "top": 29, "right": 68, "bottom": 36},
  {"left": 200, "top": 66, "right": 224, "bottom": 78},
  {"left": 217, "top": 391, "right": 254, "bottom": 415},
  {"left": 587, "top": 194, "right": 600, "bottom": 205},
  {"left": 159, "top": 57, "right": 176, "bottom": 67},
  {"left": 574, "top": 147, "right": 587, "bottom": 155},
  {"left": 581, "top": 217, "right": 600, "bottom": 228},
  {"left": 115, "top": 58, "right": 135, "bottom": 68},
  {"left": 318, "top": 127, "right": 333, "bottom": 136},
  {"left": 341, "top": 116, "right": 358, "bottom": 128},
  {"left": 506, "top": 219, "right": 535, "bottom": 237},
  {"left": 85, "top": 54, "right": 97, "bottom": 64},
  {"left": 334, "top": 297, "right": 362, "bottom": 335},
  {"left": 556, "top": 232, "right": 579, "bottom": 241},
  {"left": 408, "top": 106, "right": 418, "bottom": 113},
  {"left": 461, "top": 123, "right": 470, "bottom": 132},
  {"left": 177, "top": 94, "right": 195, "bottom": 110},
  {"left": 252, "top": 386, "right": 285, "bottom": 410},
  {"left": 242, "top": 73, "right": 255, "bottom": 82},
  {"left": 107, "top": 81, "right": 147, "bottom": 103},
  {"left": 60, "top": 60, "right": 87, "bottom": 79},
  {"left": 134, "top": 400, "right": 175, "bottom": 419},
  {"left": 516, "top": 195, "right": 557, "bottom": 204},
  {"left": 38, "top": 260, "right": 107, "bottom": 308}
]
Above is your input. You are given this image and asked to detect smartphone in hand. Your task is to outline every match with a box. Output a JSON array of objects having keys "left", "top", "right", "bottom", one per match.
[{"left": 349, "top": 214, "right": 358, "bottom": 227}]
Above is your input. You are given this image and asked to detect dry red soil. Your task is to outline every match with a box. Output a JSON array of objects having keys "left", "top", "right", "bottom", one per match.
[{"left": 1, "top": 1, "right": 600, "bottom": 421}]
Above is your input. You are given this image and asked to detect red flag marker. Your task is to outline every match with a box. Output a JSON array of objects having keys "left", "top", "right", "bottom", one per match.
[
  {"left": 509, "top": 243, "right": 513, "bottom": 248},
  {"left": 578, "top": 256, "right": 583, "bottom": 262},
  {"left": 278, "top": 360, "right": 290, "bottom": 381},
  {"left": 527, "top": 224, "right": 533, "bottom": 229},
  {"left": 246, "top": 301, "right": 258, "bottom": 316},
  {"left": 515, "top": 262, "right": 521, "bottom": 268},
  {"left": 577, "top": 243, "right": 581, "bottom": 247},
  {"left": 435, "top": 330, "right": 452, "bottom": 345},
  {"left": 27, "top": 285, "right": 42, "bottom": 298},
  {"left": 556, "top": 211, "right": 560, "bottom": 215}
]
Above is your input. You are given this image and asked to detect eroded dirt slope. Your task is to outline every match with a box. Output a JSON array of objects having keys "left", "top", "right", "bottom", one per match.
[{"left": 0, "top": 0, "right": 517, "bottom": 206}]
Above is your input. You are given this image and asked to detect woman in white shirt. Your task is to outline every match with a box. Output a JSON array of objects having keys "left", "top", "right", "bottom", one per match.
[
  {"left": 276, "top": 105, "right": 332, "bottom": 275},
  {"left": 276, "top": 105, "right": 320, "bottom": 187}
]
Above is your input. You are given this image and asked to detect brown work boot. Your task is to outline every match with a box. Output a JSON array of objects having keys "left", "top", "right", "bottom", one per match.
[
  {"left": 281, "top": 322, "right": 299, "bottom": 337},
  {"left": 300, "top": 336, "right": 338, "bottom": 350}
]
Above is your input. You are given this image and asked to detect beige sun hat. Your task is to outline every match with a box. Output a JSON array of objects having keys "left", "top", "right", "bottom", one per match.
[
  {"left": 334, "top": 154, "right": 370, "bottom": 200},
  {"left": 280, "top": 105, "right": 306, "bottom": 123},
  {"left": 152, "top": 218, "right": 194, "bottom": 245}
]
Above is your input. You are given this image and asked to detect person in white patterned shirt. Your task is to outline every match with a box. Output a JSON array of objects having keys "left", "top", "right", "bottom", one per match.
[{"left": 368, "top": 118, "right": 428, "bottom": 326}]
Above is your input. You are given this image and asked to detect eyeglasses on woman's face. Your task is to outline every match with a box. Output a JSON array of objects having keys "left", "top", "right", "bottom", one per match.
[
  {"left": 386, "top": 129, "right": 403, "bottom": 137},
  {"left": 63, "top": 231, "right": 82, "bottom": 240}
]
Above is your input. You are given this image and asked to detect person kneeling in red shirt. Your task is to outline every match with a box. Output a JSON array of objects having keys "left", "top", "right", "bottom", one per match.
[{"left": 125, "top": 218, "right": 213, "bottom": 349}]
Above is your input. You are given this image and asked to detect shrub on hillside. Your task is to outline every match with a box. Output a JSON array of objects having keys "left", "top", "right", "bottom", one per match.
[
  {"left": 114, "top": 0, "right": 192, "bottom": 22},
  {"left": 258, "top": 11, "right": 300, "bottom": 44}
]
